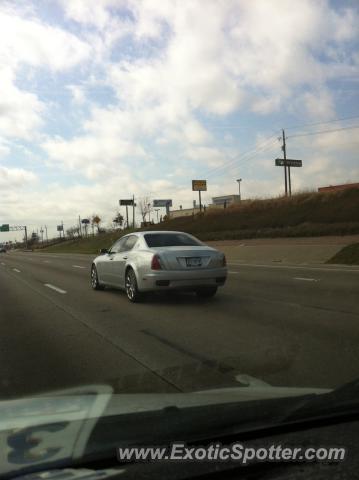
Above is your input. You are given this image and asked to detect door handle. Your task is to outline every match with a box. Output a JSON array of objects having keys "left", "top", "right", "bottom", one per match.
[{"left": 123, "top": 256, "right": 128, "bottom": 260}]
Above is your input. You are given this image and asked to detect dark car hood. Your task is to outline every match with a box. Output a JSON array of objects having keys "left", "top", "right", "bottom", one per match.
[{"left": 0, "top": 378, "right": 331, "bottom": 479}]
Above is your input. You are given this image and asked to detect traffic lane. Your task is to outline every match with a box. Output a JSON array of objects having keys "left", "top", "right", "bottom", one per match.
[
  {"left": 1, "top": 258, "right": 243, "bottom": 392},
  {"left": 0, "top": 267, "right": 180, "bottom": 399},
  {"left": 3, "top": 254, "right": 359, "bottom": 354},
  {"left": 2, "top": 256, "right": 358, "bottom": 390},
  {"left": 228, "top": 263, "right": 359, "bottom": 315},
  {"left": 0, "top": 262, "right": 241, "bottom": 396},
  {"left": 4, "top": 251, "right": 94, "bottom": 270},
  {"left": 110, "top": 278, "right": 359, "bottom": 389},
  {"left": 4, "top": 251, "right": 359, "bottom": 323}
]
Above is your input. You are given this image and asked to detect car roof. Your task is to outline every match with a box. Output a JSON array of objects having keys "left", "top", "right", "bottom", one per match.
[
  {"left": 135, "top": 231, "right": 190, "bottom": 236},
  {"left": 113, "top": 230, "right": 188, "bottom": 241}
]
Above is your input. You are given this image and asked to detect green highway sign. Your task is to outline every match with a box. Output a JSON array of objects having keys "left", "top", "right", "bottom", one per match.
[
  {"left": 0, "top": 224, "right": 10, "bottom": 232},
  {"left": 275, "top": 158, "right": 302, "bottom": 167}
]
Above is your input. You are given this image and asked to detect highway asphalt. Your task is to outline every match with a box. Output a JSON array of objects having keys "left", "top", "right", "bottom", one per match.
[{"left": 1, "top": 250, "right": 358, "bottom": 399}]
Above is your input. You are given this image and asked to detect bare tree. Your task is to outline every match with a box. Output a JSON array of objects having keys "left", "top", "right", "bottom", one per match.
[
  {"left": 66, "top": 226, "right": 81, "bottom": 238},
  {"left": 113, "top": 211, "right": 124, "bottom": 229},
  {"left": 138, "top": 196, "right": 152, "bottom": 223},
  {"left": 91, "top": 214, "right": 101, "bottom": 234}
]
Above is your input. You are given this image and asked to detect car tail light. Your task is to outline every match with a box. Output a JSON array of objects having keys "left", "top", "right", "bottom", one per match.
[
  {"left": 151, "top": 254, "right": 162, "bottom": 270},
  {"left": 222, "top": 255, "right": 227, "bottom": 266}
]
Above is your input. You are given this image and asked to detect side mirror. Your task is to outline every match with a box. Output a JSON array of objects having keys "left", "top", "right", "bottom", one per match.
[{"left": 100, "top": 248, "right": 109, "bottom": 254}]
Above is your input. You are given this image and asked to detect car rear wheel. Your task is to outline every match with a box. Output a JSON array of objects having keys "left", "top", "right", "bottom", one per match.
[
  {"left": 125, "top": 268, "right": 142, "bottom": 303},
  {"left": 91, "top": 264, "right": 104, "bottom": 290},
  {"left": 195, "top": 286, "right": 218, "bottom": 298}
]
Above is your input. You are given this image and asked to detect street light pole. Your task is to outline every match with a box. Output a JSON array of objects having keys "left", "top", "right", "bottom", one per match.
[{"left": 236, "top": 178, "right": 242, "bottom": 200}]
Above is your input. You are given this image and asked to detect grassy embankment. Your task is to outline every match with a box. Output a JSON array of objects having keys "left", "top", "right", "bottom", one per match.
[
  {"left": 41, "top": 188, "right": 359, "bottom": 255},
  {"left": 327, "top": 243, "right": 359, "bottom": 265}
]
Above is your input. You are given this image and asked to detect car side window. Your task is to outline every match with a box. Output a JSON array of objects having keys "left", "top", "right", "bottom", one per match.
[
  {"left": 123, "top": 235, "right": 138, "bottom": 251},
  {"left": 109, "top": 237, "right": 127, "bottom": 253}
]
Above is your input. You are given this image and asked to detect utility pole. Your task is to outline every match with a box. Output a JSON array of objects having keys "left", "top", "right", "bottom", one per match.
[
  {"left": 155, "top": 209, "right": 160, "bottom": 222},
  {"left": 132, "top": 194, "right": 135, "bottom": 229},
  {"left": 281, "top": 129, "right": 292, "bottom": 196},
  {"left": 236, "top": 178, "right": 242, "bottom": 200},
  {"left": 125, "top": 205, "right": 129, "bottom": 229},
  {"left": 45, "top": 225, "right": 48, "bottom": 242},
  {"left": 78, "top": 215, "right": 82, "bottom": 237}
]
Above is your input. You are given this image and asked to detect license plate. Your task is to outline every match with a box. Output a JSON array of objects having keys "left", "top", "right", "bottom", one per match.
[{"left": 186, "top": 257, "right": 202, "bottom": 267}]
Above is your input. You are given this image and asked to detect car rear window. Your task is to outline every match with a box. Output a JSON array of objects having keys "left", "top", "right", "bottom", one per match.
[{"left": 144, "top": 233, "right": 202, "bottom": 247}]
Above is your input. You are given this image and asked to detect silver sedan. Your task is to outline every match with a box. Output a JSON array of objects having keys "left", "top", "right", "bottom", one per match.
[{"left": 91, "top": 231, "right": 227, "bottom": 302}]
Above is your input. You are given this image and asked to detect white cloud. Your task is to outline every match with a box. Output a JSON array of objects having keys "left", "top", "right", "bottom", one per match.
[
  {"left": 301, "top": 89, "right": 336, "bottom": 120},
  {"left": 42, "top": 134, "right": 147, "bottom": 179},
  {"left": 0, "top": 166, "right": 37, "bottom": 189},
  {"left": 0, "top": 4, "right": 91, "bottom": 71},
  {"left": 1, "top": 0, "right": 358, "bottom": 230},
  {"left": 59, "top": 0, "right": 120, "bottom": 29},
  {"left": 0, "top": 3, "right": 91, "bottom": 141},
  {"left": 67, "top": 85, "right": 86, "bottom": 105},
  {"left": 0, "top": 66, "right": 44, "bottom": 139},
  {"left": 0, "top": 138, "right": 10, "bottom": 158}
]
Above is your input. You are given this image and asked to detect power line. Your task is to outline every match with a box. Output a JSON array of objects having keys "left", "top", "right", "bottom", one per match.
[
  {"left": 287, "top": 125, "right": 359, "bottom": 139},
  {"left": 208, "top": 140, "right": 278, "bottom": 180},
  {"left": 284, "top": 114, "right": 359, "bottom": 131},
  {"left": 202, "top": 133, "right": 279, "bottom": 179}
]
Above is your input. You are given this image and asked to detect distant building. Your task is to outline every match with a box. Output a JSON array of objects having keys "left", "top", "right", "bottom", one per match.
[
  {"left": 211, "top": 194, "right": 241, "bottom": 207},
  {"left": 318, "top": 182, "right": 359, "bottom": 193}
]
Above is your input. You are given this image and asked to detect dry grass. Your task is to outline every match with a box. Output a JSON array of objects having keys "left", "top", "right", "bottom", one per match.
[
  {"left": 149, "top": 187, "right": 359, "bottom": 240},
  {"left": 40, "top": 188, "right": 359, "bottom": 253}
]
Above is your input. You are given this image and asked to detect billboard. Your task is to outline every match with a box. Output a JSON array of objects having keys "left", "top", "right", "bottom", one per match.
[
  {"left": 120, "top": 199, "right": 134, "bottom": 206},
  {"left": 192, "top": 180, "right": 207, "bottom": 191},
  {"left": 153, "top": 199, "right": 172, "bottom": 207}
]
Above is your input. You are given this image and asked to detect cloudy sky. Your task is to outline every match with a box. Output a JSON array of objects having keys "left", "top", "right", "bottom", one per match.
[{"left": 0, "top": 0, "right": 358, "bottom": 241}]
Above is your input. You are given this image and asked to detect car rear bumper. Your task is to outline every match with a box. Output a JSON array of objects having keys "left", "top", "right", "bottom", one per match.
[{"left": 138, "top": 267, "right": 227, "bottom": 291}]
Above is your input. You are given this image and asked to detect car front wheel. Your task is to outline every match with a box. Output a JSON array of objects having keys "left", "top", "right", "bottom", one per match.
[
  {"left": 125, "top": 269, "right": 142, "bottom": 303},
  {"left": 91, "top": 264, "right": 104, "bottom": 290},
  {"left": 196, "top": 286, "right": 218, "bottom": 298}
]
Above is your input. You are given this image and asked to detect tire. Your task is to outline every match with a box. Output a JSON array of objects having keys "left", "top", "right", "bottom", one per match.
[
  {"left": 125, "top": 268, "right": 142, "bottom": 303},
  {"left": 91, "top": 264, "right": 104, "bottom": 290},
  {"left": 196, "top": 286, "right": 218, "bottom": 298}
]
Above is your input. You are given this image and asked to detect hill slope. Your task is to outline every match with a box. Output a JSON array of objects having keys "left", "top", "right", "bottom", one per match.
[
  {"left": 40, "top": 188, "right": 359, "bottom": 254},
  {"left": 149, "top": 187, "right": 359, "bottom": 240}
]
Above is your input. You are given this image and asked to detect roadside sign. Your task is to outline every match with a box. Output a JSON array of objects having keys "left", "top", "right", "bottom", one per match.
[
  {"left": 0, "top": 224, "right": 10, "bottom": 232},
  {"left": 275, "top": 159, "right": 302, "bottom": 167},
  {"left": 153, "top": 199, "right": 172, "bottom": 207},
  {"left": 120, "top": 199, "right": 134, "bottom": 206},
  {"left": 81, "top": 219, "right": 90, "bottom": 224},
  {"left": 57, "top": 225, "right": 64, "bottom": 231},
  {"left": 192, "top": 180, "right": 207, "bottom": 191}
]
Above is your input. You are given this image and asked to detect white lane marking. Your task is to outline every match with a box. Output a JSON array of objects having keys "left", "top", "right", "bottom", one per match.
[
  {"left": 43, "top": 260, "right": 52, "bottom": 263},
  {"left": 72, "top": 265, "right": 86, "bottom": 269},
  {"left": 228, "top": 271, "right": 239, "bottom": 274},
  {"left": 13, "top": 268, "right": 21, "bottom": 273},
  {"left": 228, "top": 262, "right": 359, "bottom": 273},
  {"left": 1, "top": 262, "right": 5, "bottom": 266},
  {"left": 44, "top": 283, "right": 67, "bottom": 294},
  {"left": 293, "top": 277, "right": 319, "bottom": 282}
]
